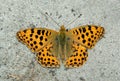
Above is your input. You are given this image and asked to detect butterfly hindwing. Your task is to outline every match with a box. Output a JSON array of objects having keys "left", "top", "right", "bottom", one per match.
[
  {"left": 36, "top": 42, "right": 60, "bottom": 68},
  {"left": 16, "top": 28, "right": 58, "bottom": 53},
  {"left": 68, "top": 25, "right": 105, "bottom": 49},
  {"left": 64, "top": 41, "right": 88, "bottom": 68}
]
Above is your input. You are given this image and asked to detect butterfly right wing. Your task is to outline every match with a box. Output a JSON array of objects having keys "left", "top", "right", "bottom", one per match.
[
  {"left": 64, "top": 41, "right": 88, "bottom": 68},
  {"left": 64, "top": 25, "right": 104, "bottom": 68},
  {"left": 68, "top": 25, "right": 105, "bottom": 49}
]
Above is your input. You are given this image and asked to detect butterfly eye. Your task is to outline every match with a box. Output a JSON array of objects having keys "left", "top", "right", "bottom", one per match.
[{"left": 66, "top": 29, "right": 68, "bottom": 32}]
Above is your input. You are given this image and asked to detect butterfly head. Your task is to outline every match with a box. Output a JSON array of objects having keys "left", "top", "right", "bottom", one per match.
[{"left": 60, "top": 25, "right": 66, "bottom": 31}]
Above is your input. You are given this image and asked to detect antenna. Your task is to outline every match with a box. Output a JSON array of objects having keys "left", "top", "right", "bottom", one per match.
[
  {"left": 39, "top": 9, "right": 60, "bottom": 27},
  {"left": 45, "top": 12, "right": 61, "bottom": 27},
  {"left": 65, "top": 14, "right": 82, "bottom": 27},
  {"left": 39, "top": 9, "right": 82, "bottom": 28}
]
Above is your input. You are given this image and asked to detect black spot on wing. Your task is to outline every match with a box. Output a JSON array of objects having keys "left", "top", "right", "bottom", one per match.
[
  {"left": 40, "top": 36, "right": 43, "bottom": 41},
  {"left": 82, "top": 40, "right": 86, "bottom": 43},
  {"left": 37, "top": 30, "right": 41, "bottom": 35},
  {"left": 86, "top": 32, "right": 89, "bottom": 36},
  {"left": 81, "top": 34, "right": 84, "bottom": 38},
  {"left": 39, "top": 42, "right": 43, "bottom": 46},
  {"left": 23, "top": 30, "right": 27, "bottom": 33},
  {"left": 82, "top": 28, "right": 86, "bottom": 33},
  {"left": 30, "top": 34, "right": 33, "bottom": 37},
  {"left": 46, "top": 31, "right": 49, "bottom": 36},
  {"left": 35, "top": 35, "right": 38, "bottom": 38},
  {"left": 42, "top": 30, "right": 45, "bottom": 35},
  {"left": 31, "top": 28, "right": 34, "bottom": 33},
  {"left": 88, "top": 25, "right": 91, "bottom": 30},
  {"left": 75, "top": 30, "right": 78, "bottom": 35},
  {"left": 79, "top": 28, "right": 82, "bottom": 33}
]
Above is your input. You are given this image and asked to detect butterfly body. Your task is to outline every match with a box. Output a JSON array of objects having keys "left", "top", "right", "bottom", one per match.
[{"left": 16, "top": 25, "right": 105, "bottom": 68}]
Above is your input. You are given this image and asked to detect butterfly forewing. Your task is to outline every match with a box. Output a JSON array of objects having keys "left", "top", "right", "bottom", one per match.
[
  {"left": 36, "top": 42, "right": 60, "bottom": 68},
  {"left": 16, "top": 28, "right": 58, "bottom": 53},
  {"left": 68, "top": 25, "right": 105, "bottom": 49}
]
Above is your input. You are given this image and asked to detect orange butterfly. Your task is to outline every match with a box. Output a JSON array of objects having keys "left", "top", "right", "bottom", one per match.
[{"left": 16, "top": 25, "right": 104, "bottom": 68}]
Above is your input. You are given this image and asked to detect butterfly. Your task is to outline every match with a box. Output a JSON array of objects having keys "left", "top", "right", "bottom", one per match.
[{"left": 16, "top": 25, "right": 105, "bottom": 68}]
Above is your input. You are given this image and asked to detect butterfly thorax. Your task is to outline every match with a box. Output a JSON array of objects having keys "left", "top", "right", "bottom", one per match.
[{"left": 59, "top": 25, "right": 66, "bottom": 46}]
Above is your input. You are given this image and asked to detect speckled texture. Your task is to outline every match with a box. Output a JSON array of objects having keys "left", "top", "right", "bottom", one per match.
[{"left": 0, "top": 0, "right": 120, "bottom": 81}]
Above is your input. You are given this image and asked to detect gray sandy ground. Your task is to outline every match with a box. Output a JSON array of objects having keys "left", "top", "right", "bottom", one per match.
[{"left": 0, "top": 0, "right": 120, "bottom": 81}]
